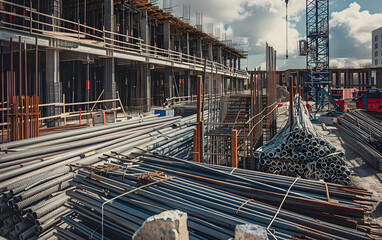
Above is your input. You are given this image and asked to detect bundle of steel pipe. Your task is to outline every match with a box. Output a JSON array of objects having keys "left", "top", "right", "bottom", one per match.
[
  {"left": 60, "top": 153, "right": 380, "bottom": 240},
  {"left": 254, "top": 96, "right": 350, "bottom": 185},
  {"left": 0, "top": 113, "right": 203, "bottom": 239},
  {"left": 337, "top": 110, "right": 382, "bottom": 171}
]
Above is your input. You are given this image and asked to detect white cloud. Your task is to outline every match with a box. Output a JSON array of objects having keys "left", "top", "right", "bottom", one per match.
[
  {"left": 331, "top": 2, "right": 382, "bottom": 48},
  {"left": 247, "top": 0, "right": 305, "bottom": 17},
  {"left": 168, "top": 0, "right": 305, "bottom": 58},
  {"left": 164, "top": 0, "right": 376, "bottom": 69}
]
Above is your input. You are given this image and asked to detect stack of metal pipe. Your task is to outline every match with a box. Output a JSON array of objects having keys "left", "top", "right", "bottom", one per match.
[
  {"left": 61, "top": 154, "right": 379, "bottom": 240},
  {"left": 0, "top": 114, "right": 201, "bottom": 239},
  {"left": 254, "top": 96, "right": 351, "bottom": 185},
  {"left": 337, "top": 110, "right": 382, "bottom": 171}
]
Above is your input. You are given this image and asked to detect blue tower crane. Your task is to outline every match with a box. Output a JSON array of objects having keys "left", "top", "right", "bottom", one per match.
[{"left": 298, "top": 0, "right": 330, "bottom": 111}]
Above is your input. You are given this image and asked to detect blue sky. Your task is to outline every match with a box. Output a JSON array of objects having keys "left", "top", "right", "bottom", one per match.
[{"left": 161, "top": 0, "right": 382, "bottom": 70}]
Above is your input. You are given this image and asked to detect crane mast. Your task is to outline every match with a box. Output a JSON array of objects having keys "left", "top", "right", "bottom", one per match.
[
  {"left": 296, "top": 0, "right": 330, "bottom": 110},
  {"left": 305, "top": 0, "right": 330, "bottom": 109}
]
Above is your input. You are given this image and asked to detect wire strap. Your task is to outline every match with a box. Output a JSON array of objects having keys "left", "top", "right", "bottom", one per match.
[
  {"left": 122, "top": 164, "right": 130, "bottom": 182},
  {"left": 266, "top": 177, "right": 300, "bottom": 240},
  {"left": 235, "top": 199, "right": 253, "bottom": 215},
  {"left": 101, "top": 176, "right": 175, "bottom": 240},
  {"left": 229, "top": 168, "right": 237, "bottom": 175}
]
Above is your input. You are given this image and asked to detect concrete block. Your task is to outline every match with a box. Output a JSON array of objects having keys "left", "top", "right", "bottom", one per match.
[
  {"left": 235, "top": 224, "right": 269, "bottom": 240},
  {"left": 133, "top": 210, "right": 189, "bottom": 240}
]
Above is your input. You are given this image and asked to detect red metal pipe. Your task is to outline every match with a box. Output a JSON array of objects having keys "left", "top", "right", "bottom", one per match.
[
  {"left": 1, "top": 40, "right": 3, "bottom": 143},
  {"left": 24, "top": 41, "right": 29, "bottom": 139}
]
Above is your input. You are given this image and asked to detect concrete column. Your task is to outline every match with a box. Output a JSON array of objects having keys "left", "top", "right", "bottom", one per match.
[
  {"left": 46, "top": 49, "right": 62, "bottom": 126},
  {"left": 184, "top": 71, "right": 191, "bottom": 101},
  {"left": 238, "top": 58, "right": 241, "bottom": 70},
  {"left": 104, "top": 0, "right": 116, "bottom": 108},
  {"left": 182, "top": 33, "right": 190, "bottom": 55},
  {"left": 103, "top": 58, "right": 116, "bottom": 108},
  {"left": 47, "top": 0, "right": 61, "bottom": 31},
  {"left": 104, "top": 0, "right": 114, "bottom": 33},
  {"left": 140, "top": 10, "right": 150, "bottom": 45},
  {"left": 139, "top": 63, "right": 151, "bottom": 112},
  {"left": 208, "top": 43, "right": 213, "bottom": 61},
  {"left": 296, "top": 71, "right": 300, "bottom": 87},
  {"left": 164, "top": 67, "right": 173, "bottom": 99},
  {"left": 164, "top": 21, "right": 171, "bottom": 50},
  {"left": 356, "top": 72, "right": 360, "bottom": 87},
  {"left": 217, "top": 47, "right": 222, "bottom": 64},
  {"left": 196, "top": 38, "right": 202, "bottom": 58}
]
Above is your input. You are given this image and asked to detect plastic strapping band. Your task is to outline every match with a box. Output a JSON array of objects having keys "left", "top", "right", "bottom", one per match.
[
  {"left": 229, "top": 168, "right": 237, "bottom": 175},
  {"left": 266, "top": 177, "right": 299, "bottom": 240},
  {"left": 235, "top": 199, "right": 253, "bottom": 215},
  {"left": 101, "top": 176, "right": 175, "bottom": 240}
]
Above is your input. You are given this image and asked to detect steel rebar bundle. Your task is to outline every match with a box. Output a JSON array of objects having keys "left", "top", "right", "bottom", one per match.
[
  {"left": 254, "top": 96, "right": 351, "bottom": 185},
  {"left": 0, "top": 114, "right": 201, "bottom": 239},
  {"left": 60, "top": 153, "right": 380, "bottom": 240},
  {"left": 337, "top": 110, "right": 382, "bottom": 171},
  {"left": 1, "top": 110, "right": 380, "bottom": 240}
]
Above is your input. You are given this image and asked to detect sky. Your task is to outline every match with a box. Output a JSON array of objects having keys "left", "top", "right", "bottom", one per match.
[{"left": 157, "top": 0, "right": 382, "bottom": 70}]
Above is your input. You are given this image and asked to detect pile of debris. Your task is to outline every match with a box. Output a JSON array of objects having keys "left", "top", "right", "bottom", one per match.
[{"left": 254, "top": 96, "right": 351, "bottom": 185}]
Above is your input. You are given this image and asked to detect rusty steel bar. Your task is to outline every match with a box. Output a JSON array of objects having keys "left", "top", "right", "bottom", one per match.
[
  {"left": 1, "top": 40, "right": 3, "bottom": 143},
  {"left": 196, "top": 75, "right": 201, "bottom": 123},
  {"left": 194, "top": 74, "right": 202, "bottom": 163},
  {"left": 35, "top": 37, "right": 38, "bottom": 96},
  {"left": 289, "top": 76, "right": 294, "bottom": 132},
  {"left": 10, "top": 37, "right": 13, "bottom": 142},
  {"left": 24, "top": 41, "right": 29, "bottom": 139},
  {"left": 19, "top": 36, "right": 23, "bottom": 140},
  {"left": 202, "top": 57, "right": 206, "bottom": 122},
  {"left": 231, "top": 129, "right": 238, "bottom": 168},
  {"left": 35, "top": 37, "right": 39, "bottom": 138},
  {"left": 18, "top": 37, "right": 22, "bottom": 97},
  {"left": 198, "top": 121, "right": 204, "bottom": 163}
]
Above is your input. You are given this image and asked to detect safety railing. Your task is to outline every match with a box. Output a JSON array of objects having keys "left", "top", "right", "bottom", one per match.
[
  {"left": 163, "top": 89, "right": 249, "bottom": 107},
  {"left": 0, "top": 0, "right": 248, "bottom": 77}
]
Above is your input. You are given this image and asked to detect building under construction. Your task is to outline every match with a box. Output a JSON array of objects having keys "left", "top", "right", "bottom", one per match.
[
  {"left": 1, "top": 0, "right": 382, "bottom": 240},
  {"left": 0, "top": 0, "right": 248, "bottom": 136}
]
